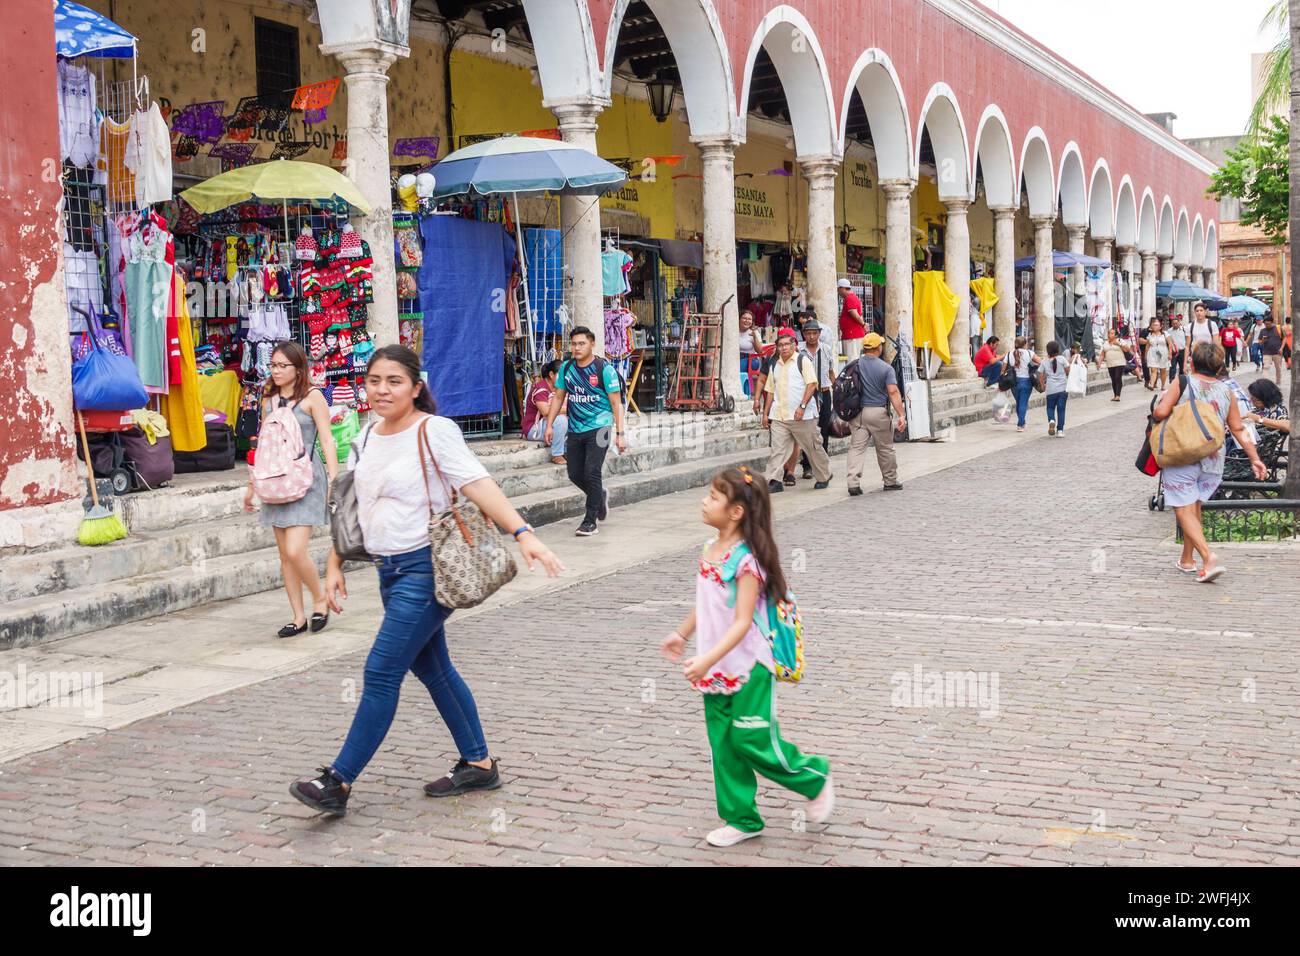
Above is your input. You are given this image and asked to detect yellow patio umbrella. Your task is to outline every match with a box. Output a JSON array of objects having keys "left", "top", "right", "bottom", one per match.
[{"left": 179, "top": 159, "right": 372, "bottom": 216}]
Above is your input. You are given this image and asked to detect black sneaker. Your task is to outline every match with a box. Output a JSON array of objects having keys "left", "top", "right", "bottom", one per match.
[
  {"left": 598, "top": 487, "right": 610, "bottom": 521},
  {"left": 848, "top": 487, "right": 864, "bottom": 497},
  {"left": 424, "top": 758, "right": 502, "bottom": 798},
  {"left": 575, "top": 521, "right": 599, "bottom": 536},
  {"left": 883, "top": 483, "right": 904, "bottom": 491},
  {"left": 289, "top": 766, "right": 349, "bottom": 816},
  {"left": 767, "top": 480, "right": 785, "bottom": 493}
]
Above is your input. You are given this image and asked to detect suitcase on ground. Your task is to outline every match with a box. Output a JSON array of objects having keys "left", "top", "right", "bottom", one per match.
[
  {"left": 173, "top": 421, "right": 236, "bottom": 472},
  {"left": 120, "top": 428, "right": 174, "bottom": 488}
]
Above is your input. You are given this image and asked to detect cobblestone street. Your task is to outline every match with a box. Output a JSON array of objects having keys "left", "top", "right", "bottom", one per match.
[{"left": 3, "top": 400, "right": 1298, "bottom": 866}]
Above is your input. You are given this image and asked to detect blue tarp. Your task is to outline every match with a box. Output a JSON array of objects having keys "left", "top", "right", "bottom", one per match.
[
  {"left": 1014, "top": 250, "right": 1113, "bottom": 270},
  {"left": 417, "top": 216, "right": 513, "bottom": 417},
  {"left": 524, "top": 227, "right": 565, "bottom": 336}
]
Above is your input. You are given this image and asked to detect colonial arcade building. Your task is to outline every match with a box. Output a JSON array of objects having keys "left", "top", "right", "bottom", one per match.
[{"left": 3, "top": 0, "right": 1217, "bottom": 537}]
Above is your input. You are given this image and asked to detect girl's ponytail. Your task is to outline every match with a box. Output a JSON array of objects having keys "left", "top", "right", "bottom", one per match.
[{"left": 713, "top": 467, "right": 789, "bottom": 601}]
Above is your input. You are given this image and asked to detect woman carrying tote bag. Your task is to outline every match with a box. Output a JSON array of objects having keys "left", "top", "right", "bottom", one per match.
[{"left": 290, "top": 345, "right": 564, "bottom": 816}]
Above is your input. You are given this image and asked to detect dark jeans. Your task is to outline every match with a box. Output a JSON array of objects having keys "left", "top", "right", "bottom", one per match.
[
  {"left": 1013, "top": 377, "right": 1033, "bottom": 427},
  {"left": 799, "top": 389, "right": 833, "bottom": 471},
  {"left": 332, "top": 547, "right": 488, "bottom": 783},
  {"left": 566, "top": 426, "right": 611, "bottom": 523},
  {"left": 1250, "top": 343, "right": 1264, "bottom": 367},
  {"left": 1046, "top": 391, "right": 1067, "bottom": 430},
  {"left": 1108, "top": 365, "right": 1125, "bottom": 397},
  {"left": 979, "top": 361, "right": 1003, "bottom": 387}
]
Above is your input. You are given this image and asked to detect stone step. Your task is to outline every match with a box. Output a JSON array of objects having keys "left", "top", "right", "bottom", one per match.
[{"left": 0, "top": 537, "right": 336, "bottom": 651}]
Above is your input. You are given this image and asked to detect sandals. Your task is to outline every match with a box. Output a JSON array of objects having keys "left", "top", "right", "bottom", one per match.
[
  {"left": 1176, "top": 560, "right": 1198, "bottom": 574},
  {"left": 278, "top": 621, "right": 308, "bottom": 638},
  {"left": 783, "top": 472, "right": 796, "bottom": 487},
  {"left": 1197, "top": 560, "right": 1225, "bottom": 584}
]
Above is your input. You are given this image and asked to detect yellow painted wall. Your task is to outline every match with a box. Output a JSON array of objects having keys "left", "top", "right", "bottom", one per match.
[{"left": 838, "top": 142, "right": 883, "bottom": 267}]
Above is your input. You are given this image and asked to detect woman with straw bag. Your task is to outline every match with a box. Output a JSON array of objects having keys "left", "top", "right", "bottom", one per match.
[
  {"left": 1152, "top": 341, "right": 1266, "bottom": 584},
  {"left": 290, "top": 345, "right": 565, "bottom": 817}
]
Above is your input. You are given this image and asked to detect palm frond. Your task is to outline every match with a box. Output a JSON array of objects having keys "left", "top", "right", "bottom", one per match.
[{"left": 1248, "top": 2, "right": 1291, "bottom": 137}]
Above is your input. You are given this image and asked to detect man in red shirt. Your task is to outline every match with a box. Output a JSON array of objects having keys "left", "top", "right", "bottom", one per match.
[
  {"left": 973, "top": 335, "right": 1004, "bottom": 388},
  {"left": 838, "top": 278, "right": 867, "bottom": 362}
]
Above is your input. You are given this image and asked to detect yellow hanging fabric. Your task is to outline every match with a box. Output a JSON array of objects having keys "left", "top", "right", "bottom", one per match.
[
  {"left": 969, "top": 277, "right": 1000, "bottom": 334},
  {"left": 159, "top": 273, "right": 208, "bottom": 452},
  {"left": 912, "top": 271, "right": 959, "bottom": 364}
]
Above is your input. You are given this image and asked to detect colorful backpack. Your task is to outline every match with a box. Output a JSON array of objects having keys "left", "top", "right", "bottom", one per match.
[
  {"left": 250, "top": 398, "right": 314, "bottom": 504},
  {"left": 719, "top": 542, "right": 805, "bottom": 684}
]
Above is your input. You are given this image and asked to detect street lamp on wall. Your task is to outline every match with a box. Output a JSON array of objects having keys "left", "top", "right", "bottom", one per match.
[{"left": 647, "top": 74, "right": 677, "bottom": 123}]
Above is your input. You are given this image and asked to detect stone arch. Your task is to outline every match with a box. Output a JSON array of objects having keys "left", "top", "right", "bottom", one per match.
[
  {"left": 522, "top": 0, "right": 604, "bottom": 105},
  {"left": 1057, "top": 142, "right": 1087, "bottom": 227},
  {"left": 1191, "top": 216, "right": 1205, "bottom": 271},
  {"left": 737, "top": 5, "right": 837, "bottom": 157},
  {"left": 1088, "top": 159, "right": 1115, "bottom": 239},
  {"left": 1138, "top": 188, "right": 1158, "bottom": 253},
  {"left": 1204, "top": 221, "right": 1218, "bottom": 271},
  {"left": 916, "top": 83, "right": 971, "bottom": 199},
  {"left": 601, "top": 0, "right": 736, "bottom": 137},
  {"left": 1175, "top": 208, "right": 1192, "bottom": 264},
  {"left": 1115, "top": 175, "right": 1138, "bottom": 248},
  {"left": 1158, "top": 196, "right": 1176, "bottom": 256},
  {"left": 972, "top": 104, "right": 1016, "bottom": 208},
  {"left": 1019, "top": 127, "right": 1054, "bottom": 217},
  {"left": 839, "top": 48, "right": 913, "bottom": 182}
]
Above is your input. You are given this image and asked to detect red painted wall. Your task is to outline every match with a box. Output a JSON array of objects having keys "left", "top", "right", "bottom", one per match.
[
  {"left": 0, "top": 0, "right": 77, "bottom": 510},
  {"left": 587, "top": 0, "right": 1215, "bottom": 227}
]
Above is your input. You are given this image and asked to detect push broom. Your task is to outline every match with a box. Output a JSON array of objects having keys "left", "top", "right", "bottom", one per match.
[{"left": 75, "top": 409, "right": 128, "bottom": 546}]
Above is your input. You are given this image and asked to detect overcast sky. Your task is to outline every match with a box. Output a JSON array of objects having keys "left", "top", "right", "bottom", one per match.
[{"left": 987, "top": 0, "right": 1279, "bottom": 139}]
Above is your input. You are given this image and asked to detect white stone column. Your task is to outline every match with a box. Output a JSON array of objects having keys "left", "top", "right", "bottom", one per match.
[
  {"left": 695, "top": 135, "right": 740, "bottom": 400},
  {"left": 551, "top": 99, "right": 609, "bottom": 355},
  {"left": 1095, "top": 237, "right": 1114, "bottom": 335},
  {"left": 1158, "top": 255, "right": 1174, "bottom": 282},
  {"left": 1117, "top": 244, "right": 1135, "bottom": 324},
  {"left": 1066, "top": 224, "right": 1088, "bottom": 295},
  {"left": 882, "top": 180, "right": 914, "bottom": 362},
  {"left": 320, "top": 40, "right": 407, "bottom": 347},
  {"left": 991, "top": 206, "right": 1017, "bottom": 346},
  {"left": 1032, "top": 215, "right": 1056, "bottom": 353},
  {"left": 1175, "top": 262, "right": 1190, "bottom": 282},
  {"left": 1191, "top": 266, "right": 1204, "bottom": 288},
  {"left": 939, "top": 198, "right": 974, "bottom": 378},
  {"left": 1142, "top": 253, "right": 1159, "bottom": 325},
  {"left": 1204, "top": 268, "right": 1217, "bottom": 294},
  {"left": 800, "top": 155, "right": 841, "bottom": 360}
]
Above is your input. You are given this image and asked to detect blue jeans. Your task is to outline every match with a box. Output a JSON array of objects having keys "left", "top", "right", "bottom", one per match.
[
  {"left": 1013, "top": 377, "right": 1033, "bottom": 427},
  {"left": 1250, "top": 343, "right": 1264, "bottom": 367},
  {"left": 529, "top": 414, "right": 568, "bottom": 457},
  {"left": 1046, "top": 391, "right": 1067, "bottom": 431},
  {"left": 979, "top": 361, "right": 1003, "bottom": 387},
  {"left": 332, "top": 547, "right": 488, "bottom": 783}
]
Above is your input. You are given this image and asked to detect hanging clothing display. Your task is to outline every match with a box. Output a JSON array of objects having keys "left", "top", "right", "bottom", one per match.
[
  {"left": 63, "top": 244, "right": 104, "bottom": 326},
  {"left": 601, "top": 248, "right": 632, "bottom": 296},
  {"left": 125, "top": 103, "right": 174, "bottom": 207},
  {"left": 98, "top": 116, "right": 137, "bottom": 208},
  {"left": 57, "top": 60, "right": 99, "bottom": 167},
  {"left": 969, "top": 277, "right": 999, "bottom": 336},
  {"left": 746, "top": 257, "right": 773, "bottom": 297},
  {"left": 124, "top": 215, "right": 173, "bottom": 392},
  {"left": 159, "top": 272, "right": 206, "bottom": 451},
  {"left": 604, "top": 307, "right": 636, "bottom": 358},
  {"left": 912, "top": 271, "right": 959, "bottom": 364}
]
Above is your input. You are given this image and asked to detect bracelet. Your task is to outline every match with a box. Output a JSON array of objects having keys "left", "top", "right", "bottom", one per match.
[{"left": 512, "top": 524, "right": 534, "bottom": 539}]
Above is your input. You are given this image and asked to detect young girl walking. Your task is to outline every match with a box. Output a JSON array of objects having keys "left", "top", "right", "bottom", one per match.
[{"left": 660, "top": 465, "right": 833, "bottom": 847}]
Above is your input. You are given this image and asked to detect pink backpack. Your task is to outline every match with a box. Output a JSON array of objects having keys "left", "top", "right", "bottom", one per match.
[{"left": 251, "top": 399, "right": 314, "bottom": 504}]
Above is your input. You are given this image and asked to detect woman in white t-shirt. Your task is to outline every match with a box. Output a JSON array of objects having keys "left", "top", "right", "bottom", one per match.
[
  {"left": 1140, "top": 318, "right": 1172, "bottom": 391},
  {"left": 290, "top": 346, "right": 564, "bottom": 817},
  {"left": 1007, "top": 336, "right": 1041, "bottom": 432}
]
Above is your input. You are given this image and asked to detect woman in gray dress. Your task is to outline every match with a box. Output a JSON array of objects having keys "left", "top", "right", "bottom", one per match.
[{"left": 243, "top": 341, "right": 338, "bottom": 637}]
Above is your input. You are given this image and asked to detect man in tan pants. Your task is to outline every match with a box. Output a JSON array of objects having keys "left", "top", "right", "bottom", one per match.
[
  {"left": 762, "top": 328, "right": 831, "bottom": 492},
  {"left": 846, "top": 332, "right": 907, "bottom": 495}
]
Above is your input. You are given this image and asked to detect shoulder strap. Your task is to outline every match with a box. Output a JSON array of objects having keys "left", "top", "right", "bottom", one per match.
[
  {"left": 718, "top": 541, "right": 752, "bottom": 584},
  {"left": 415, "top": 416, "right": 476, "bottom": 546}
]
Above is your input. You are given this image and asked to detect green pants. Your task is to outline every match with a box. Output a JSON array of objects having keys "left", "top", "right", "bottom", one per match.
[{"left": 703, "top": 664, "right": 829, "bottom": 832}]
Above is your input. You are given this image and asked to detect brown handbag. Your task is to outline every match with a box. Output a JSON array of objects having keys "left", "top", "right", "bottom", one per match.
[{"left": 416, "top": 419, "right": 518, "bottom": 609}]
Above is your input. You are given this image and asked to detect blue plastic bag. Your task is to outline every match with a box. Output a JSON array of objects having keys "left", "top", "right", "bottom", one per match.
[{"left": 72, "top": 346, "right": 148, "bottom": 411}]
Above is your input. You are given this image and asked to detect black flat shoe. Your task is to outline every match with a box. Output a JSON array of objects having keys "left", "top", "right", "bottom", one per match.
[
  {"left": 783, "top": 473, "right": 796, "bottom": 487},
  {"left": 310, "top": 612, "right": 329, "bottom": 633},
  {"left": 278, "top": 621, "right": 308, "bottom": 638}
]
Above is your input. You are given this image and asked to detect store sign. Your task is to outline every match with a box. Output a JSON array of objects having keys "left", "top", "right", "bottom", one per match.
[{"left": 735, "top": 185, "right": 776, "bottom": 221}]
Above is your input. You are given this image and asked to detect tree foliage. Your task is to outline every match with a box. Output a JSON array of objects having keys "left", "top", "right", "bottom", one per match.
[
  {"left": 1209, "top": 115, "right": 1290, "bottom": 244},
  {"left": 1249, "top": 1, "right": 1290, "bottom": 137}
]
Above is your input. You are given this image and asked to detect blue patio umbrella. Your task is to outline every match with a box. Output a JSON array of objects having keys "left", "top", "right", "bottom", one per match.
[
  {"left": 1220, "top": 294, "right": 1269, "bottom": 316},
  {"left": 1156, "top": 279, "right": 1209, "bottom": 301},
  {"left": 54, "top": 0, "right": 137, "bottom": 59},
  {"left": 1014, "top": 250, "right": 1113, "bottom": 270},
  {"left": 430, "top": 135, "right": 627, "bottom": 199}
]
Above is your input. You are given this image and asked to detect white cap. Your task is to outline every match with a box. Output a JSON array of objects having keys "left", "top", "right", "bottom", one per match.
[{"left": 837, "top": 278, "right": 851, "bottom": 289}]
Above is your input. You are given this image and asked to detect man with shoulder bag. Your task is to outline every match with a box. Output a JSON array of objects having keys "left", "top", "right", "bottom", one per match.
[{"left": 843, "top": 332, "right": 907, "bottom": 496}]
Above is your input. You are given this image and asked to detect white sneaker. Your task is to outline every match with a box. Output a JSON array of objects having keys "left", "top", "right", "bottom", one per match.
[
  {"left": 706, "top": 825, "right": 762, "bottom": 847},
  {"left": 807, "top": 774, "right": 835, "bottom": 824}
]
